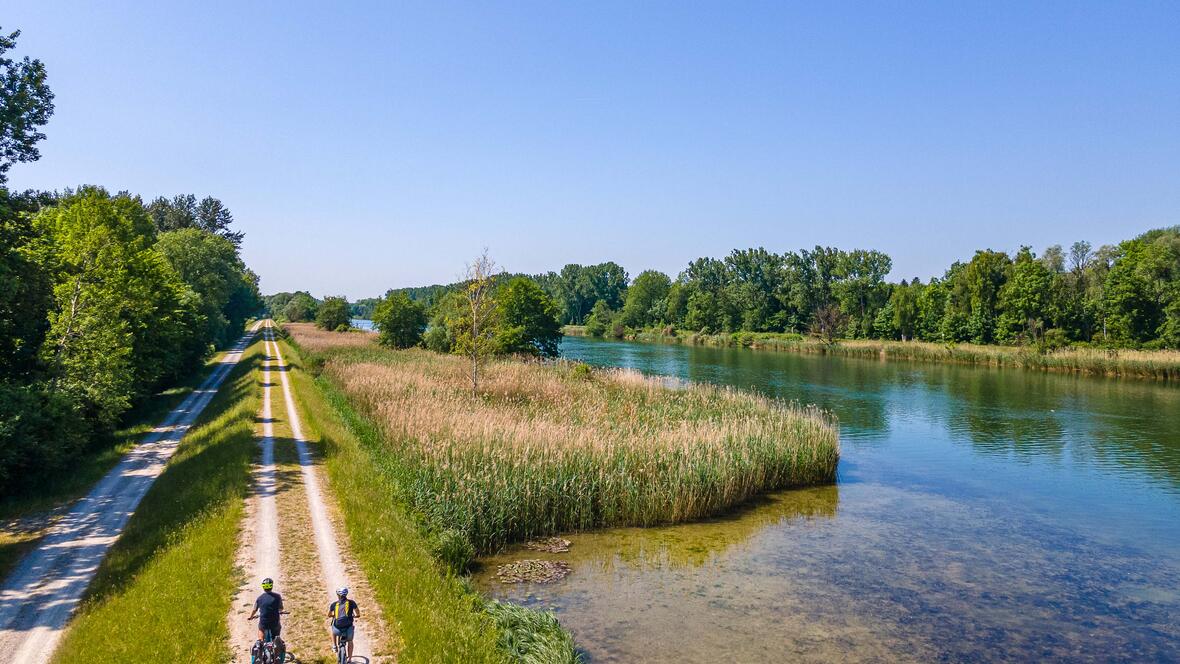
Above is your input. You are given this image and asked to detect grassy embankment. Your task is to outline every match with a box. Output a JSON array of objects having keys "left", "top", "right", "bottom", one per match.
[
  {"left": 0, "top": 346, "right": 251, "bottom": 585},
  {"left": 275, "top": 328, "right": 550, "bottom": 662},
  {"left": 51, "top": 335, "right": 264, "bottom": 663},
  {"left": 566, "top": 325, "right": 1180, "bottom": 380}
]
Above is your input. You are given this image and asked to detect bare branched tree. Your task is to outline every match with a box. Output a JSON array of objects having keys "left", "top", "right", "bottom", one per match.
[
  {"left": 457, "top": 249, "right": 501, "bottom": 395},
  {"left": 810, "top": 304, "right": 846, "bottom": 345}
]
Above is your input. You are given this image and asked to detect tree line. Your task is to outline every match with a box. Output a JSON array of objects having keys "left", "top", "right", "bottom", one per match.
[
  {"left": 534, "top": 229, "right": 1180, "bottom": 349},
  {"left": 275, "top": 225, "right": 1179, "bottom": 386},
  {"left": 0, "top": 28, "right": 261, "bottom": 495}
]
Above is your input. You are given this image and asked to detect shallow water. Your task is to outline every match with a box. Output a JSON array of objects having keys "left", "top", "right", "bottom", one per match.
[{"left": 473, "top": 337, "right": 1180, "bottom": 662}]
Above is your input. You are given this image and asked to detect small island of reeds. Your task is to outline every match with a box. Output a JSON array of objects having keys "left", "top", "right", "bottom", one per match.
[{"left": 286, "top": 324, "right": 839, "bottom": 557}]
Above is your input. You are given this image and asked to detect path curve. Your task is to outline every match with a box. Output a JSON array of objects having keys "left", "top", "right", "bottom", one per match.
[{"left": 0, "top": 323, "right": 262, "bottom": 664}]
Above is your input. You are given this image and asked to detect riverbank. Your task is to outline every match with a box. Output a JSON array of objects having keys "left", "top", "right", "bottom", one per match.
[
  {"left": 283, "top": 322, "right": 838, "bottom": 660},
  {"left": 565, "top": 326, "right": 1180, "bottom": 380}
]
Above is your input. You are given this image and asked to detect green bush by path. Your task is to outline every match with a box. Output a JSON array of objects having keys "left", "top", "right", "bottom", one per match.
[{"left": 52, "top": 337, "right": 263, "bottom": 663}]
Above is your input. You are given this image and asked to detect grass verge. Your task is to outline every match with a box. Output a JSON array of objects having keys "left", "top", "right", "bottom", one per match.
[
  {"left": 567, "top": 326, "right": 1180, "bottom": 380},
  {"left": 51, "top": 335, "right": 263, "bottom": 663},
  {"left": 0, "top": 350, "right": 234, "bottom": 523},
  {"left": 0, "top": 346, "right": 245, "bottom": 585},
  {"left": 278, "top": 331, "right": 578, "bottom": 663}
]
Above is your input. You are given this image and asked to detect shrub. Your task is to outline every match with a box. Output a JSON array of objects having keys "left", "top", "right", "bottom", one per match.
[{"left": 316, "top": 296, "right": 351, "bottom": 331}]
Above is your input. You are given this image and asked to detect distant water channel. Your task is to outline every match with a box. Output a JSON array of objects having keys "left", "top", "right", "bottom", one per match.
[{"left": 473, "top": 336, "right": 1180, "bottom": 662}]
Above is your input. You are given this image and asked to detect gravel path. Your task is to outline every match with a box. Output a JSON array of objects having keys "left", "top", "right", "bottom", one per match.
[
  {"left": 229, "top": 323, "right": 390, "bottom": 662},
  {"left": 0, "top": 323, "right": 262, "bottom": 664}
]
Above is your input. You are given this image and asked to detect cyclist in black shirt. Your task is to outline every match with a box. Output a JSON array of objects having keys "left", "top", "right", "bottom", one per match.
[{"left": 248, "top": 577, "right": 286, "bottom": 658}]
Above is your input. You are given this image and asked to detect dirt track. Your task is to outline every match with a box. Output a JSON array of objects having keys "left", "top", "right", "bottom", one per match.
[{"left": 229, "top": 323, "right": 390, "bottom": 663}]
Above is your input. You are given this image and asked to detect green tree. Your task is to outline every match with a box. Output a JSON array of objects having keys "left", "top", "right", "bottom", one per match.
[
  {"left": 1103, "top": 229, "right": 1180, "bottom": 346},
  {"left": 373, "top": 291, "right": 427, "bottom": 349},
  {"left": 620, "top": 270, "right": 671, "bottom": 328},
  {"left": 584, "top": 299, "right": 615, "bottom": 337},
  {"left": 0, "top": 190, "right": 53, "bottom": 379},
  {"left": 998, "top": 247, "right": 1053, "bottom": 343},
  {"left": 316, "top": 296, "right": 351, "bottom": 331},
  {"left": 891, "top": 279, "right": 919, "bottom": 341},
  {"left": 282, "top": 291, "right": 318, "bottom": 322},
  {"left": 725, "top": 248, "right": 784, "bottom": 331},
  {"left": 422, "top": 290, "right": 466, "bottom": 353},
  {"left": 832, "top": 249, "right": 892, "bottom": 338},
  {"left": 146, "top": 194, "right": 244, "bottom": 247},
  {"left": 0, "top": 28, "right": 55, "bottom": 184},
  {"left": 37, "top": 187, "right": 196, "bottom": 424},
  {"left": 154, "top": 228, "right": 252, "bottom": 348},
  {"left": 496, "top": 277, "right": 562, "bottom": 357}
]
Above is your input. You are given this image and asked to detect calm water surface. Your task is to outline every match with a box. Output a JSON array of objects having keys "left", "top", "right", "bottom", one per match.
[{"left": 473, "top": 336, "right": 1180, "bottom": 663}]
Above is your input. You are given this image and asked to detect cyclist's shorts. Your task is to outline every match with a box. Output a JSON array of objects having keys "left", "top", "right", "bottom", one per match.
[
  {"left": 259, "top": 620, "right": 282, "bottom": 637},
  {"left": 331, "top": 624, "right": 355, "bottom": 641}
]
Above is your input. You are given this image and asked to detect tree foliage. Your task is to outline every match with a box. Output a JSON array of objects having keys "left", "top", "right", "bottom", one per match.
[
  {"left": 373, "top": 292, "right": 427, "bottom": 349},
  {"left": 146, "top": 194, "right": 245, "bottom": 247},
  {"left": 316, "top": 296, "right": 351, "bottom": 331},
  {"left": 0, "top": 28, "right": 54, "bottom": 184},
  {"left": 496, "top": 277, "right": 562, "bottom": 358}
]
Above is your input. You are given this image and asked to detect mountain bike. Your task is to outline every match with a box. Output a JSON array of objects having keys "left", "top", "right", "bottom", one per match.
[{"left": 250, "top": 612, "right": 290, "bottom": 663}]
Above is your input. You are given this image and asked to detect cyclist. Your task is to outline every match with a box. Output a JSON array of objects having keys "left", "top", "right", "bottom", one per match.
[
  {"left": 327, "top": 586, "right": 361, "bottom": 659},
  {"left": 248, "top": 577, "right": 286, "bottom": 661}
]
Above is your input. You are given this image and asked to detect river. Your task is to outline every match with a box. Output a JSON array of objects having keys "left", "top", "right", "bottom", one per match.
[{"left": 473, "top": 336, "right": 1180, "bottom": 662}]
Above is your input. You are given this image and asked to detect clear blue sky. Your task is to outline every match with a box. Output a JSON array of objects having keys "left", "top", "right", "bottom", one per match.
[{"left": 7, "top": 1, "right": 1179, "bottom": 300}]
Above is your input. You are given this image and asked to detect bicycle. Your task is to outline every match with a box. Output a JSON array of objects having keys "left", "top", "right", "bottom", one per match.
[
  {"left": 250, "top": 611, "right": 290, "bottom": 664},
  {"left": 333, "top": 619, "right": 359, "bottom": 664}
]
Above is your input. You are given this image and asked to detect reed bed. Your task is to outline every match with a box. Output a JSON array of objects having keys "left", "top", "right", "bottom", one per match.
[
  {"left": 617, "top": 329, "right": 1180, "bottom": 380},
  {"left": 284, "top": 322, "right": 377, "bottom": 353},
  {"left": 287, "top": 325, "right": 839, "bottom": 556}
]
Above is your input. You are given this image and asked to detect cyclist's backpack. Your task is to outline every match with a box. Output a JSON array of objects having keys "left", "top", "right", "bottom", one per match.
[{"left": 333, "top": 599, "right": 355, "bottom": 628}]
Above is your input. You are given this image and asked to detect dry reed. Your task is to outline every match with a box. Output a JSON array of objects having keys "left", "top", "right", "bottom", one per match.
[{"left": 286, "top": 325, "right": 839, "bottom": 554}]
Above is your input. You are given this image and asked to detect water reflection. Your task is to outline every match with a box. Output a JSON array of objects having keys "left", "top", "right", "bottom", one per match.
[{"left": 493, "top": 336, "right": 1180, "bottom": 662}]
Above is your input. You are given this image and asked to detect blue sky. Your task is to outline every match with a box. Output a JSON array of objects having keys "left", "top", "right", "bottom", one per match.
[{"left": 7, "top": 1, "right": 1179, "bottom": 299}]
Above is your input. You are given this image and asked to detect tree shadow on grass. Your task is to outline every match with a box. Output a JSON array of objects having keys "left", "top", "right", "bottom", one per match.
[{"left": 81, "top": 348, "right": 264, "bottom": 604}]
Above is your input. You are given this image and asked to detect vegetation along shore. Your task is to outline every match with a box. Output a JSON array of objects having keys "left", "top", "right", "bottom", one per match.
[{"left": 565, "top": 326, "right": 1180, "bottom": 380}]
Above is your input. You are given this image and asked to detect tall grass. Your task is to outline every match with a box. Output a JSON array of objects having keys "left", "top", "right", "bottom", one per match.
[
  {"left": 612, "top": 328, "right": 1180, "bottom": 380},
  {"left": 276, "top": 333, "right": 535, "bottom": 663},
  {"left": 286, "top": 325, "right": 839, "bottom": 556},
  {"left": 53, "top": 339, "right": 263, "bottom": 663}
]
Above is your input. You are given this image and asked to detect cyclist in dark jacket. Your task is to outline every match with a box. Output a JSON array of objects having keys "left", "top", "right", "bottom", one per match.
[{"left": 248, "top": 578, "right": 286, "bottom": 660}]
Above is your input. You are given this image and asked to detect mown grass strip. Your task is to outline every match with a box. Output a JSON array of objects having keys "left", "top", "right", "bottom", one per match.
[{"left": 51, "top": 337, "right": 263, "bottom": 663}]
